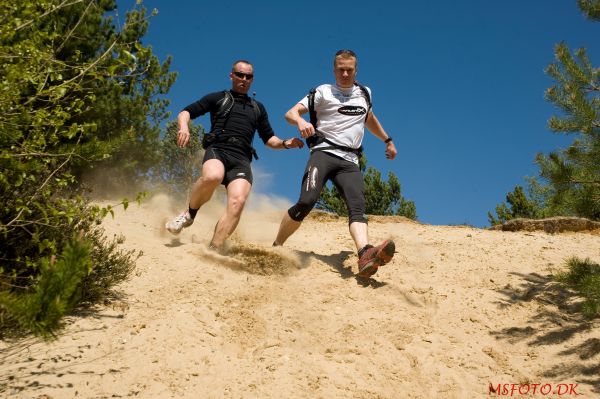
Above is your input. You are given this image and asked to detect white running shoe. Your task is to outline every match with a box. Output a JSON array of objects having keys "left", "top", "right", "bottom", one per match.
[{"left": 165, "top": 211, "right": 193, "bottom": 234}]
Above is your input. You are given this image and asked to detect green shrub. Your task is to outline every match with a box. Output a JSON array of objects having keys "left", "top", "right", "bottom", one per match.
[
  {"left": 555, "top": 257, "right": 600, "bottom": 315},
  {"left": 0, "top": 193, "right": 139, "bottom": 339},
  {"left": 0, "top": 1, "right": 167, "bottom": 338}
]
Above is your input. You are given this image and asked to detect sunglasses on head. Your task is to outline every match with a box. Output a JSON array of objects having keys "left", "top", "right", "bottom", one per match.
[
  {"left": 233, "top": 71, "right": 254, "bottom": 80},
  {"left": 335, "top": 49, "right": 356, "bottom": 57}
]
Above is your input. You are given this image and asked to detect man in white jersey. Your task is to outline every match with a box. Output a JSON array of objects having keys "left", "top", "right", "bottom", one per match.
[{"left": 273, "top": 49, "right": 398, "bottom": 278}]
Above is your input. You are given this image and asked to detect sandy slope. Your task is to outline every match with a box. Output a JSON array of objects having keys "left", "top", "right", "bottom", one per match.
[{"left": 2, "top": 194, "right": 600, "bottom": 399}]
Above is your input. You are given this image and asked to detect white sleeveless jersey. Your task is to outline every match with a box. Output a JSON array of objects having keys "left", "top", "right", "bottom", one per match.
[{"left": 299, "top": 83, "right": 371, "bottom": 164}]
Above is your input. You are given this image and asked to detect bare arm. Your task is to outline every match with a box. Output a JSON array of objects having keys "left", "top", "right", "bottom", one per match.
[
  {"left": 176, "top": 110, "right": 192, "bottom": 148},
  {"left": 265, "top": 135, "right": 304, "bottom": 150},
  {"left": 365, "top": 111, "right": 397, "bottom": 160},
  {"left": 285, "top": 103, "right": 316, "bottom": 138}
]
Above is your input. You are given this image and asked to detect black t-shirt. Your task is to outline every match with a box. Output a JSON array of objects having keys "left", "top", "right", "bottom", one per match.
[{"left": 183, "top": 90, "right": 275, "bottom": 161}]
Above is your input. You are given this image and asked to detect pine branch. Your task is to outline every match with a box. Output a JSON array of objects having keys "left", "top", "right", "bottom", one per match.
[
  {"left": 1, "top": 152, "right": 83, "bottom": 159},
  {"left": 570, "top": 179, "right": 600, "bottom": 186},
  {"left": 3, "top": 137, "right": 80, "bottom": 230},
  {"left": 55, "top": 0, "right": 95, "bottom": 54},
  {"left": 15, "top": 0, "right": 85, "bottom": 32}
]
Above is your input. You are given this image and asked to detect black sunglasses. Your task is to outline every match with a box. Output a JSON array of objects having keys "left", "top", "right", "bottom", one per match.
[{"left": 233, "top": 71, "right": 254, "bottom": 80}]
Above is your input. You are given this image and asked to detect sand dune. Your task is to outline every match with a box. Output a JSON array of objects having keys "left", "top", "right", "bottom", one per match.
[{"left": 2, "top": 194, "right": 600, "bottom": 398}]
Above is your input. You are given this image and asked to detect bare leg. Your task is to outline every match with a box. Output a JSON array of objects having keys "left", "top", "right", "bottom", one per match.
[
  {"left": 273, "top": 212, "right": 302, "bottom": 246},
  {"left": 209, "top": 178, "right": 252, "bottom": 248},
  {"left": 349, "top": 221, "right": 368, "bottom": 251},
  {"left": 189, "top": 159, "right": 225, "bottom": 209},
  {"left": 166, "top": 159, "right": 225, "bottom": 235}
]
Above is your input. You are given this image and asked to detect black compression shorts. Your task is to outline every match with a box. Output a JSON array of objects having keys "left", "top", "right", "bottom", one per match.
[
  {"left": 202, "top": 147, "right": 253, "bottom": 186},
  {"left": 288, "top": 151, "right": 366, "bottom": 224}
]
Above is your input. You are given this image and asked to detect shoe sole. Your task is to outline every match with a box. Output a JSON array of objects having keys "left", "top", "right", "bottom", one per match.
[
  {"left": 165, "top": 223, "right": 186, "bottom": 235},
  {"left": 357, "top": 240, "right": 396, "bottom": 278},
  {"left": 165, "top": 219, "right": 193, "bottom": 235},
  {"left": 165, "top": 227, "right": 182, "bottom": 235}
]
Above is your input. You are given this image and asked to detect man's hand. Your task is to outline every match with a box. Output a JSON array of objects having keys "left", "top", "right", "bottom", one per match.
[
  {"left": 385, "top": 141, "right": 397, "bottom": 160},
  {"left": 283, "top": 137, "right": 305, "bottom": 149},
  {"left": 177, "top": 130, "right": 190, "bottom": 148},
  {"left": 297, "top": 120, "right": 315, "bottom": 138}
]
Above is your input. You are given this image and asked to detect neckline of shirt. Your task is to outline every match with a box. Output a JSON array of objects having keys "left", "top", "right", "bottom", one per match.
[{"left": 334, "top": 84, "right": 355, "bottom": 94}]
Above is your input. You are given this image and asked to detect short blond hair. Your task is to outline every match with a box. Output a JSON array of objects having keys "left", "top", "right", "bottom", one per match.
[{"left": 333, "top": 49, "right": 357, "bottom": 67}]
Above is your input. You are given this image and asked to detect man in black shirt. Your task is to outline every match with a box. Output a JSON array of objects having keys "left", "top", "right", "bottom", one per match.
[{"left": 166, "top": 60, "right": 303, "bottom": 250}]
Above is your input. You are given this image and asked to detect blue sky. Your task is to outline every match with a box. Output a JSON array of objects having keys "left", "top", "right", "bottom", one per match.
[{"left": 117, "top": 0, "right": 600, "bottom": 227}]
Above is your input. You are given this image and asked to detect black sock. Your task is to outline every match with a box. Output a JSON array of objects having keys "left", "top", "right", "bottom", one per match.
[
  {"left": 188, "top": 206, "right": 199, "bottom": 219},
  {"left": 358, "top": 244, "right": 373, "bottom": 258}
]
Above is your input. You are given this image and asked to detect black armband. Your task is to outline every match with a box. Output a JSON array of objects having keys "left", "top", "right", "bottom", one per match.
[{"left": 384, "top": 137, "right": 392, "bottom": 143}]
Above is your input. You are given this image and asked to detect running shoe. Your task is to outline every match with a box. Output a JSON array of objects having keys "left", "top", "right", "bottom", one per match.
[
  {"left": 357, "top": 239, "right": 395, "bottom": 278},
  {"left": 165, "top": 210, "right": 193, "bottom": 234}
]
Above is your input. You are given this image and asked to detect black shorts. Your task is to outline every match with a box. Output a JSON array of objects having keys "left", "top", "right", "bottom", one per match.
[{"left": 202, "top": 148, "right": 253, "bottom": 186}]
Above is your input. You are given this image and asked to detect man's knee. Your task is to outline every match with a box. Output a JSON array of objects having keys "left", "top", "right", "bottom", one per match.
[
  {"left": 201, "top": 159, "right": 225, "bottom": 185},
  {"left": 227, "top": 192, "right": 247, "bottom": 212},
  {"left": 226, "top": 180, "right": 251, "bottom": 215},
  {"left": 349, "top": 212, "right": 368, "bottom": 224},
  {"left": 201, "top": 171, "right": 223, "bottom": 186},
  {"left": 288, "top": 201, "right": 315, "bottom": 221}
]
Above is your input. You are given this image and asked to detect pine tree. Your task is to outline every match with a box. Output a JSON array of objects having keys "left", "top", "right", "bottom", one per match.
[
  {"left": 317, "top": 156, "right": 417, "bottom": 219},
  {"left": 489, "top": 1, "right": 600, "bottom": 223},
  {"left": 55, "top": 1, "right": 177, "bottom": 191},
  {"left": 578, "top": 0, "right": 600, "bottom": 20},
  {"left": 536, "top": 41, "right": 600, "bottom": 220},
  {"left": 487, "top": 185, "right": 545, "bottom": 225},
  {"left": 155, "top": 121, "right": 205, "bottom": 201}
]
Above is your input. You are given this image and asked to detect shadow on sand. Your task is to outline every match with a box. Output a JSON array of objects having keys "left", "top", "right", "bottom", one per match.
[
  {"left": 492, "top": 271, "right": 599, "bottom": 394},
  {"left": 292, "top": 249, "right": 388, "bottom": 288},
  {"left": 0, "top": 328, "right": 125, "bottom": 397}
]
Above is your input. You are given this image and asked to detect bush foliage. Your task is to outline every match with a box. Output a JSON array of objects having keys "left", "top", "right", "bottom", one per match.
[
  {"left": 0, "top": 1, "right": 171, "bottom": 338},
  {"left": 555, "top": 257, "right": 600, "bottom": 315},
  {"left": 154, "top": 121, "right": 204, "bottom": 201}
]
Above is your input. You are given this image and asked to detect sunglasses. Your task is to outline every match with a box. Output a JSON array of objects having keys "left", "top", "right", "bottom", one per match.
[
  {"left": 233, "top": 71, "right": 254, "bottom": 80},
  {"left": 335, "top": 49, "right": 356, "bottom": 57}
]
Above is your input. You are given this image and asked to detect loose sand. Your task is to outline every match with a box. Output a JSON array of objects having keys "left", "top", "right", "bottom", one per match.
[{"left": 2, "top": 194, "right": 599, "bottom": 398}]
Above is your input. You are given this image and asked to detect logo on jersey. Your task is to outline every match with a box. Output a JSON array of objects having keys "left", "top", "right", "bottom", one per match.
[{"left": 337, "top": 106, "right": 366, "bottom": 116}]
